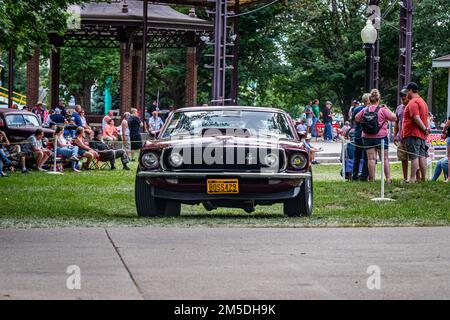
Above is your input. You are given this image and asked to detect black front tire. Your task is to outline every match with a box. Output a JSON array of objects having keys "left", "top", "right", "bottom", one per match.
[
  {"left": 283, "top": 174, "right": 313, "bottom": 217},
  {"left": 135, "top": 176, "right": 166, "bottom": 217},
  {"left": 164, "top": 200, "right": 181, "bottom": 217}
]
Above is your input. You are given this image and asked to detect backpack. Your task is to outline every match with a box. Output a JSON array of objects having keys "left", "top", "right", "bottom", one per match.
[{"left": 360, "top": 106, "right": 382, "bottom": 135}]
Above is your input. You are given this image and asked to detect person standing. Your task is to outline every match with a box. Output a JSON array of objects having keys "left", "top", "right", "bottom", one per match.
[
  {"left": 128, "top": 108, "right": 143, "bottom": 161},
  {"left": 393, "top": 89, "right": 410, "bottom": 181},
  {"left": 355, "top": 89, "right": 397, "bottom": 182},
  {"left": 121, "top": 112, "right": 131, "bottom": 158},
  {"left": 351, "top": 93, "right": 370, "bottom": 181},
  {"left": 303, "top": 101, "right": 313, "bottom": 134},
  {"left": 440, "top": 116, "right": 450, "bottom": 183},
  {"left": 348, "top": 100, "right": 360, "bottom": 121},
  {"left": 321, "top": 101, "right": 333, "bottom": 141},
  {"left": 402, "top": 82, "right": 430, "bottom": 183},
  {"left": 53, "top": 100, "right": 66, "bottom": 116},
  {"left": 311, "top": 99, "right": 320, "bottom": 137}
]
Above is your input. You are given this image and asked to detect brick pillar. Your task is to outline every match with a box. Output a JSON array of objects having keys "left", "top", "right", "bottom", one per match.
[
  {"left": 49, "top": 47, "right": 60, "bottom": 108},
  {"left": 185, "top": 47, "right": 198, "bottom": 107},
  {"left": 26, "top": 47, "right": 40, "bottom": 108},
  {"left": 131, "top": 46, "right": 142, "bottom": 110},
  {"left": 120, "top": 43, "right": 133, "bottom": 115}
]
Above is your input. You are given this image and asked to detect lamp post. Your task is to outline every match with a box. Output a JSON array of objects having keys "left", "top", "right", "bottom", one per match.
[{"left": 361, "top": 20, "right": 378, "bottom": 92}]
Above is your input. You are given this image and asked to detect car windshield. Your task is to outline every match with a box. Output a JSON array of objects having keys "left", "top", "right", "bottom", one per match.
[
  {"left": 5, "top": 114, "right": 40, "bottom": 127},
  {"left": 162, "top": 110, "right": 295, "bottom": 139}
]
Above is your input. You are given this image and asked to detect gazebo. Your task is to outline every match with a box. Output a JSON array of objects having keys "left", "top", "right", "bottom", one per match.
[
  {"left": 432, "top": 54, "right": 450, "bottom": 118},
  {"left": 26, "top": 1, "right": 213, "bottom": 114}
]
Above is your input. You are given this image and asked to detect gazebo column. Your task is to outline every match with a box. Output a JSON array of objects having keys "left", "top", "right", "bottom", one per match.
[
  {"left": 120, "top": 42, "right": 133, "bottom": 115},
  {"left": 26, "top": 47, "right": 40, "bottom": 108},
  {"left": 131, "top": 44, "right": 142, "bottom": 111},
  {"left": 185, "top": 46, "right": 198, "bottom": 107},
  {"left": 49, "top": 47, "right": 60, "bottom": 108}
]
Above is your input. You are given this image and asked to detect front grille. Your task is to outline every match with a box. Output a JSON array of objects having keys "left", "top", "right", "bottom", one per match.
[{"left": 162, "top": 147, "right": 285, "bottom": 172}]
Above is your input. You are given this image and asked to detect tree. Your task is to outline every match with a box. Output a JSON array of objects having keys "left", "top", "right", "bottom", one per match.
[
  {"left": 59, "top": 48, "right": 119, "bottom": 112},
  {"left": 0, "top": 0, "right": 82, "bottom": 53}
]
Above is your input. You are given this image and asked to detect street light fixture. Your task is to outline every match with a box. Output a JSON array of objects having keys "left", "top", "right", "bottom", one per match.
[{"left": 361, "top": 19, "right": 378, "bottom": 92}]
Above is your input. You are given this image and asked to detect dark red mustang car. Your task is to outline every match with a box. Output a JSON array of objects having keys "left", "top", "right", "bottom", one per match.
[{"left": 135, "top": 106, "right": 313, "bottom": 217}]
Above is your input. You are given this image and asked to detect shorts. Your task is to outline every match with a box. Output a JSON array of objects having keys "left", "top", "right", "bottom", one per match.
[
  {"left": 403, "top": 136, "right": 428, "bottom": 160},
  {"left": 78, "top": 149, "right": 88, "bottom": 157},
  {"left": 306, "top": 118, "right": 313, "bottom": 127},
  {"left": 446, "top": 137, "right": 450, "bottom": 147},
  {"left": 396, "top": 141, "right": 408, "bottom": 161},
  {"left": 130, "top": 135, "right": 143, "bottom": 151},
  {"left": 362, "top": 136, "right": 389, "bottom": 151},
  {"left": 122, "top": 136, "right": 131, "bottom": 151}
]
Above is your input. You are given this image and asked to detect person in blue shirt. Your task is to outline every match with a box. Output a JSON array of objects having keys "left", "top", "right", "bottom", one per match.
[
  {"left": 351, "top": 93, "right": 370, "bottom": 181},
  {"left": 49, "top": 108, "right": 66, "bottom": 124},
  {"left": 72, "top": 105, "right": 83, "bottom": 127}
]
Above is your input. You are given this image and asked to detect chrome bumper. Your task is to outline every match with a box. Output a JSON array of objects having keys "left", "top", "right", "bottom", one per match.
[{"left": 137, "top": 171, "right": 311, "bottom": 179}]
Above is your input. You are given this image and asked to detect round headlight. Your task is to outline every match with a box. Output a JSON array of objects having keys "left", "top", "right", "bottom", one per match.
[
  {"left": 169, "top": 152, "right": 183, "bottom": 168},
  {"left": 264, "top": 153, "right": 279, "bottom": 167},
  {"left": 290, "top": 153, "right": 307, "bottom": 170},
  {"left": 141, "top": 152, "right": 159, "bottom": 169}
]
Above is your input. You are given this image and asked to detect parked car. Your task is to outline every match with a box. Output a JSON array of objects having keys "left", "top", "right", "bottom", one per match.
[
  {"left": 0, "top": 108, "right": 54, "bottom": 143},
  {"left": 135, "top": 106, "right": 313, "bottom": 217}
]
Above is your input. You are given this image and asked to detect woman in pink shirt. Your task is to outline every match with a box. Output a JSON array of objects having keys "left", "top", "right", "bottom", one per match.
[{"left": 355, "top": 89, "right": 397, "bottom": 182}]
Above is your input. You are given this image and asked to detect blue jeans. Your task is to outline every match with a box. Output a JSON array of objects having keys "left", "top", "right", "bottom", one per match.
[
  {"left": 312, "top": 117, "right": 318, "bottom": 137},
  {"left": 0, "top": 149, "right": 11, "bottom": 166},
  {"left": 432, "top": 157, "right": 448, "bottom": 181},
  {"left": 57, "top": 146, "right": 79, "bottom": 159},
  {"left": 324, "top": 122, "right": 332, "bottom": 141}
]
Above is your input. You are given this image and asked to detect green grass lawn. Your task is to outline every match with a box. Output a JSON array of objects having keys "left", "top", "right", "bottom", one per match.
[{"left": 0, "top": 162, "right": 448, "bottom": 228}]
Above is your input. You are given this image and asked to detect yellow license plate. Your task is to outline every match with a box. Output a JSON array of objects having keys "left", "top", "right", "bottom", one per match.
[{"left": 207, "top": 179, "right": 239, "bottom": 194}]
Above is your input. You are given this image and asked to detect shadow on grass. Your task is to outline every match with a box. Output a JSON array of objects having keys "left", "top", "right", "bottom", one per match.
[{"left": 107, "top": 213, "right": 307, "bottom": 220}]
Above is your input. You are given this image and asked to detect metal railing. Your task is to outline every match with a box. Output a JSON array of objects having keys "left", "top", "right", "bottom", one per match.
[{"left": 0, "top": 86, "right": 27, "bottom": 106}]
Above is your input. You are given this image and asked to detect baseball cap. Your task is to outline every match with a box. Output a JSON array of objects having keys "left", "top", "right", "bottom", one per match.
[
  {"left": 406, "top": 82, "right": 419, "bottom": 92},
  {"left": 352, "top": 100, "right": 360, "bottom": 104},
  {"left": 399, "top": 88, "right": 408, "bottom": 97}
]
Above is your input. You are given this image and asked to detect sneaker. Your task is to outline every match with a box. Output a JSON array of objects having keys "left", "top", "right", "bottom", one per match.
[
  {"left": 22, "top": 169, "right": 29, "bottom": 174},
  {"left": 37, "top": 168, "right": 48, "bottom": 172},
  {"left": 111, "top": 166, "right": 116, "bottom": 170},
  {"left": 0, "top": 172, "right": 9, "bottom": 177},
  {"left": 123, "top": 165, "right": 130, "bottom": 171},
  {"left": 70, "top": 156, "right": 79, "bottom": 161},
  {"left": 73, "top": 168, "right": 81, "bottom": 173}
]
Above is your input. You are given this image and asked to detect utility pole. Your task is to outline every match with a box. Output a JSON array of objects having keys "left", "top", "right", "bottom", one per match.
[{"left": 398, "top": 0, "right": 413, "bottom": 105}]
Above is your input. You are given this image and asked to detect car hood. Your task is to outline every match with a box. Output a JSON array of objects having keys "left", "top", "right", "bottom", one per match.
[{"left": 143, "top": 135, "right": 306, "bottom": 151}]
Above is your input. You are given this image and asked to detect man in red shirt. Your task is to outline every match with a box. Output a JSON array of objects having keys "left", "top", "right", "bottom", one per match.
[{"left": 402, "top": 82, "right": 430, "bottom": 182}]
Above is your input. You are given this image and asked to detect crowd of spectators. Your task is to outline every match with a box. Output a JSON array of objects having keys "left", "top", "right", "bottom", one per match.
[
  {"left": 295, "top": 82, "right": 449, "bottom": 183},
  {"left": 0, "top": 101, "right": 167, "bottom": 176}
]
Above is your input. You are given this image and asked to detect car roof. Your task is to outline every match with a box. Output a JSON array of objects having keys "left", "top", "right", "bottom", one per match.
[
  {"left": 0, "top": 108, "right": 36, "bottom": 117},
  {"left": 175, "top": 106, "right": 286, "bottom": 113}
]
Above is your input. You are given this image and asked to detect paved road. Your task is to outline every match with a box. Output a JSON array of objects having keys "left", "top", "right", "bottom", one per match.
[{"left": 0, "top": 227, "right": 448, "bottom": 300}]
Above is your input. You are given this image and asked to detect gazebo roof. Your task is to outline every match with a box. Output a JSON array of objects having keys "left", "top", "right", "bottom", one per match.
[
  {"left": 63, "top": 1, "right": 213, "bottom": 49},
  {"left": 77, "top": 1, "right": 210, "bottom": 28},
  {"left": 432, "top": 54, "right": 450, "bottom": 68},
  {"left": 133, "top": 0, "right": 268, "bottom": 7}
]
